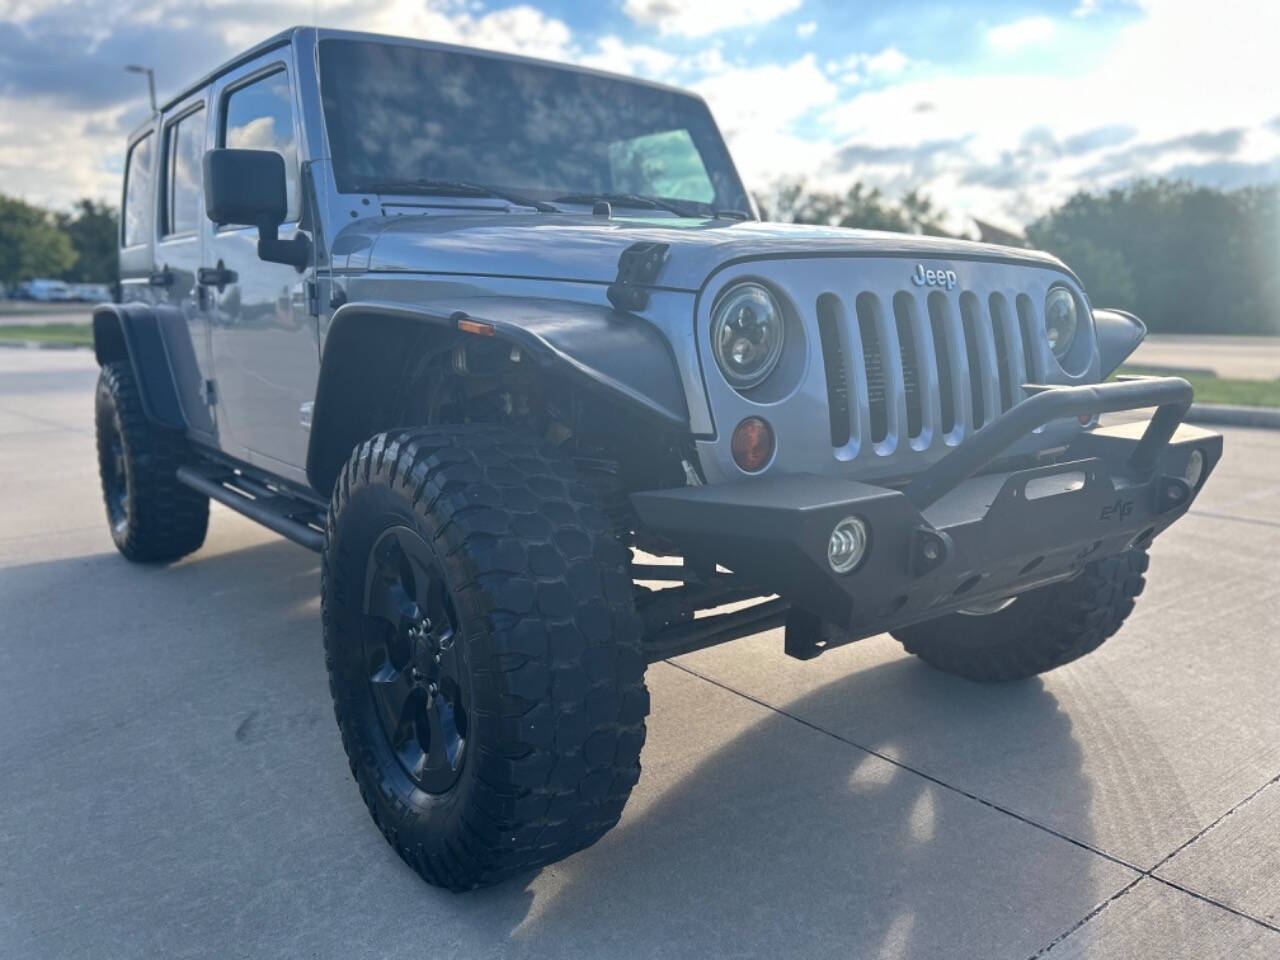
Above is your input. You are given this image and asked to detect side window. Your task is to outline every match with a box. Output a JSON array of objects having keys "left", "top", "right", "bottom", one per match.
[
  {"left": 222, "top": 68, "right": 299, "bottom": 220},
  {"left": 164, "top": 106, "right": 205, "bottom": 236},
  {"left": 608, "top": 129, "right": 715, "bottom": 203},
  {"left": 122, "top": 133, "right": 154, "bottom": 247}
]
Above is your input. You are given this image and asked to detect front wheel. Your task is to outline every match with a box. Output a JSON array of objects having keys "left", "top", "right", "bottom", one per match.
[
  {"left": 322, "top": 426, "right": 649, "bottom": 890},
  {"left": 892, "top": 549, "right": 1149, "bottom": 682}
]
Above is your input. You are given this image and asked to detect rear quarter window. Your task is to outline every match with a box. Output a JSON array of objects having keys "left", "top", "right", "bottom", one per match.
[{"left": 122, "top": 133, "right": 154, "bottom": 247}]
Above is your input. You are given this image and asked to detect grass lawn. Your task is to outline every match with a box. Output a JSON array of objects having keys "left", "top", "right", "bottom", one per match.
[
  {"left": 0, "top": 323, "right": 95, "bottom": 347},
  {"left": 1117, "top": 366, "right": 1280, "bottom": 408}
]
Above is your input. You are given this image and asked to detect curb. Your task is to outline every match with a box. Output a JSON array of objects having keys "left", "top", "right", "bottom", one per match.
[
  {"left": 0, "top": 339, "right": 89, "bottom": 351},
  {"left": 1186, "top": 403, "right": 1280, "bottom": 430}
]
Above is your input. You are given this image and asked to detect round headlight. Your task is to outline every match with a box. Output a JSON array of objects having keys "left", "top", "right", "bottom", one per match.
[
  {"left": 711, "top": 283, "right": 785, "bottom": 389},
  {"left": 1044, "top": 286, "right": 1079, "bottom": 360}
]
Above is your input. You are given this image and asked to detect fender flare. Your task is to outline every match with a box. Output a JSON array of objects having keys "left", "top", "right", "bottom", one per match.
[
  {"left": 91, "top": 303, "right": 187, "bottom": 430},
  {"left": 1093, "top": 307, "right": 1147, "bottom": 379},
  {"left": 305, "top": 297, "right": 690, "bottom": 495}
]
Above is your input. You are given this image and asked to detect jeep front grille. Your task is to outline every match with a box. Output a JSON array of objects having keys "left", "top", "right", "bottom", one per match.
[{"left": 817, "top": 285, "right": 1045, "bottom": 458}]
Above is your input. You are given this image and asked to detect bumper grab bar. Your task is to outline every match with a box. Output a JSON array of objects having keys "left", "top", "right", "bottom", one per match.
[{"left": 904, "top": 376, "right": 1193, "bottom": 510}]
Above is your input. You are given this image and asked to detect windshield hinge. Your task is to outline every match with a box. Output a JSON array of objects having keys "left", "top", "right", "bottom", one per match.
[
  {"left": 202, "top": 379, "right": 218, "bottom": 407},
  {"left": 607, "top": 242, "right": 669, "bottom": 312},
  {"left": 306, "top": 279, "right": 320, "bottom": 317}
]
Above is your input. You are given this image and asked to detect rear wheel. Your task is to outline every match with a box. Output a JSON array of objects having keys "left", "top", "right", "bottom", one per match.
[
  {"left": 94, "top": 361, "right": 208, "bottom": 562},
  {"left": 322, "top": 426, "right": 649, "bottom": 890},
  {"left": 892, "top": 549, "right": 1149, "bottom": 681}
]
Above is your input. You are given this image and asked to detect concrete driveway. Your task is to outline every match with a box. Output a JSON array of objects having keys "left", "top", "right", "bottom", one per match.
[{"left": 2, "top": 349, "right": 1278, "bottom": 959}]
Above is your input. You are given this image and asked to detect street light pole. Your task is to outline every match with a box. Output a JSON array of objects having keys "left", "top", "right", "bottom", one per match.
[{"left": 125, "top": 65, "right": 157, "bottom": 115}]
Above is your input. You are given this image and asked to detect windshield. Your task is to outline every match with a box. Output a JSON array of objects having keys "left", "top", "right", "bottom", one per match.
[{"left": 317, "top": 38, "right": 750, "bottom": 212}]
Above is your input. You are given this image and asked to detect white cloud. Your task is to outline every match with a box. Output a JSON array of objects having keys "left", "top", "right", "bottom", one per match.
[
  {"left": 0, "top": 98, "right": 127, "bottom": 206},
  {"left": 796, "top": 20, "right": 817, "bottom": 38},
  {"left": 694, "top": 54, "right": 838, "bottom": 184},
  {"left": 986, "top": 16, "right": 1056, "bottom": 51},
  {"left": 576, "top": 35, "right": 677, "bottom": 77},
  {"left": 1072, "top": 0, "right": 1145, "bottom": 16},
  {"left": 622, "top": 0, "right": 802, "bottom": 37},
  {"left": 817, "top": 0, "right": 1280, "bottom": 226},
  {"left": 863, "top": 47, "right": 910, "bottom": 76},
  {"left": 3, "top": 0, "right": 1277, "bottom": 229},
  {"left": 360, "top": 2, "right": 574, "bottom": 60},
  {"left": 838, "top": 46, "right": 912, "bottom": 84}
]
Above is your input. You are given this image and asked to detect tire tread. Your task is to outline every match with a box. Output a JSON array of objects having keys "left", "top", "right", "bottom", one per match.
[
  {"left": 322, "top": 425, "right": 648, "bottom": 890},
  {"left": 94, "top": 361, "right": 208, "bottom": 562},
  {"left": 894, "top": 549, "right": 1149, "bottom": 682}
]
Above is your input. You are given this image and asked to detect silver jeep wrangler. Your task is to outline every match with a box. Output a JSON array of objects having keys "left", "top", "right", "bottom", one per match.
[{"left": 94, "top": 27, "right": 1220, "bottom": 889}]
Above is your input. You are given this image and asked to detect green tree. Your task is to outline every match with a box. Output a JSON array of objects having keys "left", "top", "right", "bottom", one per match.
[
  {"left": 899, "top": 189, "right": 949, "bottom": 236},
  {"left": 1027, "top": 180, "right": 1279, "bottom": 335},
  {"left": 0, "top": 194, "right": 77, "bottom": 287},
  {"left": 57, "top": 199, "right": 119, "bottom": 284},
  {"left": 761, "top": 178, "right": 911, "bottom": 232}
]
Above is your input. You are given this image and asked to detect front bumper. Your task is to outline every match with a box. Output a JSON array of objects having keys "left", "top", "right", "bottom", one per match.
[{"left": 633, "top": 377, "right": 1221, "bottom": 646}]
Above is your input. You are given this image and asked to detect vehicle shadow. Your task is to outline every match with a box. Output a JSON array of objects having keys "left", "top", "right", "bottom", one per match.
[
  {"left": 457, "top": 655, "right": 1109, "bottom": 960},
  {"left": 0, "top": 536, "right": 1108, "bottom": 960}
]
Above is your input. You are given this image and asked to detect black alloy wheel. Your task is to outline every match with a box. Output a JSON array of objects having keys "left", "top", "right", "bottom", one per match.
[
  {"left": 93, "top": 361, "right": 208, "bottom": 562},
  {"left": 101, "top": 422, "right": 129, "bottom": 535},
  {"left": 362, "top": 525, "right": 469, "bottom": 794}
]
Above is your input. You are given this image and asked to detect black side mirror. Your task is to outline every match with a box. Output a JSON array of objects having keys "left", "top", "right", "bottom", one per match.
[{"left": 203, "top": 148, "right": 309, "bottom": 269}]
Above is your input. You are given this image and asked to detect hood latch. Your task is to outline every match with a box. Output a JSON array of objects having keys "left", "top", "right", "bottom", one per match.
[{"left": 607, "top": 242, "right": 670, "bottom": 312}]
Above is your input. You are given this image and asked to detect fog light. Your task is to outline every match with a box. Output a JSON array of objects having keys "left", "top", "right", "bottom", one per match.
[
  {"left": 731, "top": 417, "right": 774, "bottom": 472},
  {"left": 828, "top": 516, "right": 870, "bottom": 574},
  {"left": 1185, "top": 448, "right": 1205, "bottom": 488}
]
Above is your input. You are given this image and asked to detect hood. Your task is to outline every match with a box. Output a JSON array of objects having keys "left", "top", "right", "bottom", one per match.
[{"left": 332, "top": 212, "right": 1070, "bottom": 292}]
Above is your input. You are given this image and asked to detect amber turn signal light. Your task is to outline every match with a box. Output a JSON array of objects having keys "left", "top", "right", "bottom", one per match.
[{"left": 731, "top": 417, "right": 774, "bottom": 472}]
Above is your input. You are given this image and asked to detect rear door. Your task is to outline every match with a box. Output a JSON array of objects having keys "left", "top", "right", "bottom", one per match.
[
  {"left": 205, "top": 53, "right": 318, "bottom": 482},
  {"left": 153, "top": 93, "right": 216, "bottom": 441}
]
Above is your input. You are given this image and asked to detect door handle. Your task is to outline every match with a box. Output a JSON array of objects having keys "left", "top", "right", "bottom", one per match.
[
  {"left": 148, "top": 267, "right": 174, "bottom": 287},
  {"left": 197, "top": 262, "right": 238, "bottom": 292}
]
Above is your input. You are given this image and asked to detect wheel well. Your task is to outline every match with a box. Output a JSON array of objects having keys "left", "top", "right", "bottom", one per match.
[
  {"left": 306, "top": 310, "right": 692, "bottom": 537},
  {"left": 306, "top": 312, "right": 455, "bottom": 495}
]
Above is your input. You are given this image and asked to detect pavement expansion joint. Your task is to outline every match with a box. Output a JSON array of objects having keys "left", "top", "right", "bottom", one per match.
[
  {"left": 1188, "top": 508, "right": 1280, "bottom": 530},
  {"left": 665, "top": 661, "right": 1280, "bottom": 953}
]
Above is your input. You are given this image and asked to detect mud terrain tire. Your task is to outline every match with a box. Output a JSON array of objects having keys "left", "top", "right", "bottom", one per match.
[
  {"left": 322, "top": 426, "right": 649, "bottom": 890},
  {"left": 893, "top": 549, "right": 1149, "bottom": 681},
  {"left": 94, "top": 361, "right": 209, "bottom": 562}
]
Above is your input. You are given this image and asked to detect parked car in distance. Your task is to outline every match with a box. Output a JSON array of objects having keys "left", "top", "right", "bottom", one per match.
[
  {"left": 70, "top": 282, "right": 113, "bottom": 302},
  {"left": 17, "top": 278, "right": 73, "bottom": 301},
  {"left": 91, "top": 26, "right": 1221, "bottom": 891}
]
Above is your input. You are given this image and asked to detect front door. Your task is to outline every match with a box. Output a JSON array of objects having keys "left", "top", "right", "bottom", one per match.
[{"left": 205, "top": 56, "right": 318, "bottom": 484}]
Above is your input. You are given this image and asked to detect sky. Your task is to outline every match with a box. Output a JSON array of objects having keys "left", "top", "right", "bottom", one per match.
[{"left": 1, "top": 0, "right": 1277, "bottom": 230}]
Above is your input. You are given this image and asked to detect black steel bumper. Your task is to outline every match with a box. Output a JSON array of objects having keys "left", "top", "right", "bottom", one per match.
[{"left": 632, "top": 377, "right": 1221, "bottom": 649}]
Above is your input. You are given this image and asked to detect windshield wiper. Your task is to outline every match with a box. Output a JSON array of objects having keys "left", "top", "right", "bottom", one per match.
[
  {"left": 556, "top": 192, "right": 753, "bottom": 221},
  {"left": 352, "top": 178, "right": 559, "bottom": 212},
  {"left": 553, "top": 192, "right": 704, "bottom": 218}
]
